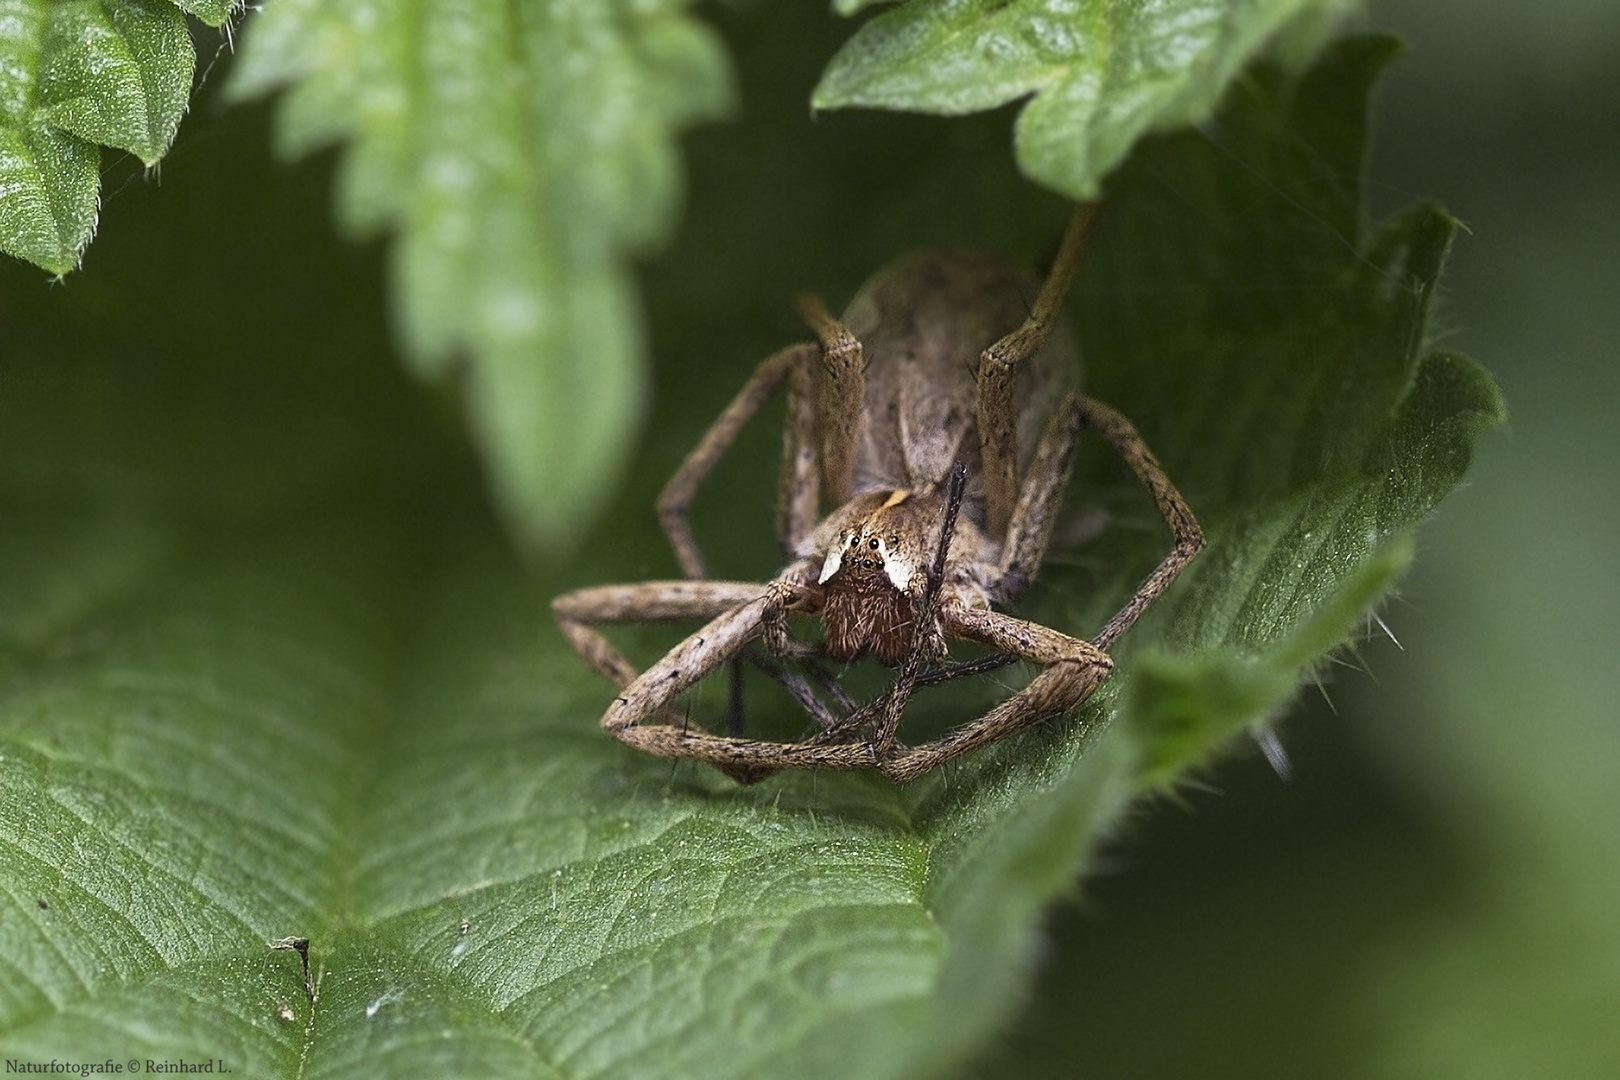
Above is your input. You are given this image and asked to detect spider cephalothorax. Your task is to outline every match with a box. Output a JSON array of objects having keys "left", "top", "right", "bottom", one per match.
[
  {"left": 552, "top": 203, "right": 1204, "bottom": 783},
  {"left": 801, "top": 486, "right": 977, "bottom": 666}
]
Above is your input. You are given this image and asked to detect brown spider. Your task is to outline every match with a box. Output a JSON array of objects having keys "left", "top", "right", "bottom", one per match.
[{"left": 553, "top": 204, "right": 1203, "bottom": 784}]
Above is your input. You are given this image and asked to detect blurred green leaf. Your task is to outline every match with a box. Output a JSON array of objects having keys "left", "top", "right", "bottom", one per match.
[
  {"left": 0, "top": 0, "right": 225, "bottom": 274},
  {"left": 225, "top": 1, "right": 733, "bottom": 552},
  {"left": 815, "top": 0, "right": 1355, "bottom": 199},
  {"left": 0, "top": 27, "right": 1499, "bottom": 1080}
]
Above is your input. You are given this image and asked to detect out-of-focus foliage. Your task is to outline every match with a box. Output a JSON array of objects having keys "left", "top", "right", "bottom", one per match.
[{"left": 0, "top": 0, "right": 235, "bottom": 273}]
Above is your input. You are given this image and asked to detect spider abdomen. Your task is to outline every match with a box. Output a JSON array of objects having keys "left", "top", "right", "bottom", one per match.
[{"left": 841, "top": 248, "right": 1080, "bottom": 510}]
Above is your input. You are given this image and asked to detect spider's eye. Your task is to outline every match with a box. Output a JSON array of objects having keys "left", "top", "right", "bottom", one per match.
[{"left": 868, "top": 538, "right": 880, "bottom": 550}]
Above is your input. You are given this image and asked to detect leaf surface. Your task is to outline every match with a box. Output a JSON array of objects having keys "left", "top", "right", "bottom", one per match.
[{"left": 816, "top": 0, "right": 1354, "bottom": 199}]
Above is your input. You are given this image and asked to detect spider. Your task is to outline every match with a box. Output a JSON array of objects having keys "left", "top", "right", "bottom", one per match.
[{"left": 553, "top": 203, "right": 1203, "bottom": 784}]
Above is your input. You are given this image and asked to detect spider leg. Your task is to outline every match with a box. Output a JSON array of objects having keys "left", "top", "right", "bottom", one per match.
[
  {"left": 797, "top": 657, "right": 858, "bottom": 714},
  {"left": 556, "top": 585, "right": 783, "bottom": 783},
  {"left": 604, "top": 594, "right": 885, "bottom": 783},
  {"left": 795, "top": 292, "right": 865, "bottom": 508},
  {"left": 778, "top": 345, "right": 823, "bottom": 555},
  {"left": 871, "top": 395, "right": 1200, "bottom": 781},
  {"left": 556, "top": 578, "right": 827, "bottom": 785},
  {"left": 994, "top": 392, "right": 1085, "bottom": 602},
  {"left": 976, "top": 202, "right": 1102, "bottom": 538},
  {"left": 877, "top": 605, "right": 1113, "bottom": 785},
  {"left": 911, "top": 652, "right": 1018, "bottom": 688},
  {"left": 809, "top": 652, "right": 1020, "bottom": 751},
  {"left": 874, "top": 397, "right": 1201, "bottom": 783},
  {"left": 738, "top": 647, "right": 846, "bottom": 732},
  {"left": 586, "top": 587, "right": 780, "bottom": 781},
  {"left": 552, "top": 581, "right": 767, "bottom": 699},
  {"left": 590, "top": 568, "right": 808, "bottom": 736},
  {"left": 578, "top": 562, "right": 882, "bottom": 782},
  {"left": 657, "top": 342, "right": 819, "bottom": 578},
  {"left": 1077, "top": 395, "right": 1204, "bottom": 650}
]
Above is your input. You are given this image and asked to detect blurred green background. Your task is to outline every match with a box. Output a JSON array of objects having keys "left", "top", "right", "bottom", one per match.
[{"left": 973, "top": 2, "right": 1620, "bottom": 1076}]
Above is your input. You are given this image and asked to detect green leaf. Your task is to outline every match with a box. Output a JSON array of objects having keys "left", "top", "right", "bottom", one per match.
[
  {"left": 225, "top": 1, "right": 734, "bottom": 553},
  {"left": 0, "top": 122, "right": 99, "bottom": 274},
  {"left": 1060, "top": 37, "right": 1506, "bottom": 787},
  {"left": 1129, "top": 536, "right": 1411, "bottom": 789},
  {"left": 0, "top": 29, "right": 1499, "bottom": 1080},
  {"left": 815, "top": 0, "right": 1355, "bottom": 199},
  {"left": 0, "top": 0, "right": 226, "bottom": 275}
]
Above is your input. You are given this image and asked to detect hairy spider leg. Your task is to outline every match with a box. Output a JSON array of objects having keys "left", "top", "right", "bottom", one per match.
[
  {"left": 650, "top": 339, "right": 832, "bottom": 740},
  {"left": 794, "top": 292, "right": 865, "bottom": 509},
  {"left": 552, "top": 579, "right": 767, "bottom": 729},
  {"left": 656, "top": 342, "right": 820, "bottom": 579},
  {"left": 871, "top": 395, "right": 1206, "bottom": 783},
  {"left": 877, "top": 602, "right": 1115, "bottom": 784},
  {"left": 976, "top": 202, "right": 1103, "bottom": 539},
  {"left": 1075, "top": 397, "right": 1205, "bottom": 650}
]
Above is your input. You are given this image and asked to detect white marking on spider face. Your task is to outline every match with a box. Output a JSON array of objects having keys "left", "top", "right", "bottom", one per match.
[{"left": 881, "top": 541, "right": 914, "bottom": 591}]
